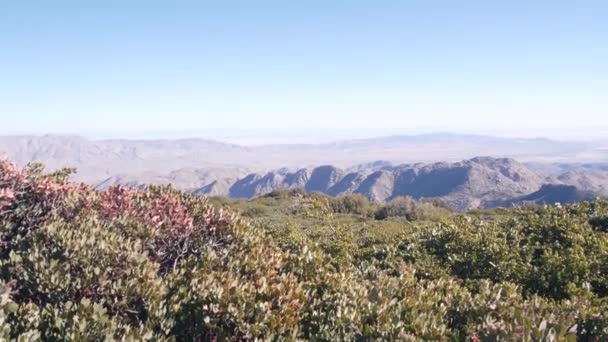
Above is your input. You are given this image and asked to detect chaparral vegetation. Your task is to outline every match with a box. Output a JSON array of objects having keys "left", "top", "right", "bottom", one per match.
[{"left": 1, "top": 159, "right": 607, "bottom": 340}]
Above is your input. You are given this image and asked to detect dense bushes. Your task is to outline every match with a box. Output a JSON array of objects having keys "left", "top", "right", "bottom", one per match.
[
  {"left": 328, "top": 194, "right": 452, "bottom": 220},
  {"left": 589, "top": 214, "right": 608, "bottom": 232},
  {"left": 419, "top": 209, "right": 608, "bottom": 300},
  {"left": 373, "top": 196, "right": 452, "bottom": 221},
  {"left": 1, "top": 159, "right": 608, "bottom": 339},
  {"left": 330, "top": 194, "right": 370, "bottom": 215}
]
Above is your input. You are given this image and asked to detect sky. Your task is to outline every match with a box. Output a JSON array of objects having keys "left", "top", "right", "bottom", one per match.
[{"left": 0, "top": 0, "right": 607, "bottom": 141}]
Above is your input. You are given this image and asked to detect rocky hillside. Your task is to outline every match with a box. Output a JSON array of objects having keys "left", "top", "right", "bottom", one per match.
[
  {"left": 493, "top": 184, "right": 598, "bottom": 207},
  {"left": 1, "top": 135, "right": 606, "bottom": 210},
  {"left": 196, "top": 157, "right": 606, "bottom": 211}
]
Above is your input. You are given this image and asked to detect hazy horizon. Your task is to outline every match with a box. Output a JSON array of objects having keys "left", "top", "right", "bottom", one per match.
[{"left": 1, "top": 126, "right": 608, "bottom": 146}]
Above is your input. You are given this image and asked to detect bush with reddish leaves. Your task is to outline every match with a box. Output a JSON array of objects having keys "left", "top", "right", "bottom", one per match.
[{"left": 0, "top": 159, "right": 607, "bottom": 340}]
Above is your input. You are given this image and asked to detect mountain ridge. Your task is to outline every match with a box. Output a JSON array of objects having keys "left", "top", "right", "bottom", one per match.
[
  {"left": 196, "top": 157, "right": 607, "bottom": 211},
  {"left": 1, "top": 133, "right": 603, "bottom": 176},
  {"left": 1, "top": 134, "right": 607, "bottom": 210}
]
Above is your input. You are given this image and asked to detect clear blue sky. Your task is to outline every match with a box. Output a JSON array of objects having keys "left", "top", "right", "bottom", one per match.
[{"left": 0, "top": 0, "right": 607, "bottom": 138}]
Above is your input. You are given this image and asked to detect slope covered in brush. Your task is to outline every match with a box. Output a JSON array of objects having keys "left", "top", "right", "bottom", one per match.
[{"left": 1, "top": 159, "right": 607, "bottom": 340}]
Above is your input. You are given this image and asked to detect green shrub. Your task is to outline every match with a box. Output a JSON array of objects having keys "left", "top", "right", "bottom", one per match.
[
  {"left": 262, "top": 187, "right": 306, "bottom": 200},
  {"left": 239, "top": 203, "right": 269, "bottom": 218},
  {"left": 589, "top": 215, "right": 608, "bottom": 232},
  {"left": 374, "top": 196, "right": 451, "bottom": 221},
  {"left": 330, "top": 194, "right": 370, "bottom": 215},
  {"left": 0, "top": 159, "right": 607, "bottom": 340}
]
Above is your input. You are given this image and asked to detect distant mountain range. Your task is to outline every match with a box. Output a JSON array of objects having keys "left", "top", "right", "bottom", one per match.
[
  {"left": 193, "top": 157, "right": 608, "bottom": 211},
  {"left": 1, "top": 134, "right": 607, "bottom": 210}
]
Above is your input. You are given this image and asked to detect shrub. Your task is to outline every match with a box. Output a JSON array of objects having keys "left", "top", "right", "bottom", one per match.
[
  {"left": 589, "top": 215, "right": 608, "bottom": 232},
  {"left": 374, "top": 196, "right": 451, "bottom": 221},
  {"left": 262, "top": 187, "right": 306, "bottom": 200},
  {"left": 330, "top": 194, "right": 370, "bottom": 215},
  {"left": 239, "top": 203, "right": 269, "bottom": 218},
  {"left": 0, "top": 159, "right": 607, "bottom": 340}
]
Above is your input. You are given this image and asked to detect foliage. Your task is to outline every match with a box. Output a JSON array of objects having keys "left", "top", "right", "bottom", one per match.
[
  {"left": 374, "top": 196, "right": 452, "bottom": 221},
  {"left": 1, "top": 159, "right": 607, "bottom": 340},
  {"left": 329, "top": 194, "right": 371, "bottom": 216}
]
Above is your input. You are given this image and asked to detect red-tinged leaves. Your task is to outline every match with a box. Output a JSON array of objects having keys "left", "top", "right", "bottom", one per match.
[{"left": 0, "top": 158, "right": 607, "bottom": 340}]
